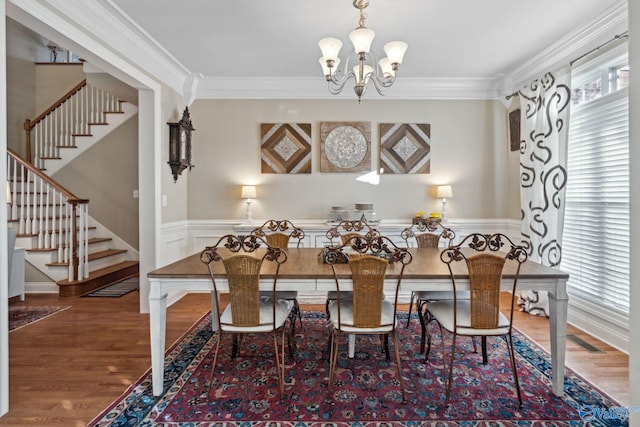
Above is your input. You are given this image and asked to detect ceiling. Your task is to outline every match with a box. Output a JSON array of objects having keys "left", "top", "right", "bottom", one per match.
[
  {"left": 6, "top": 0, "right": 625, "bottom": 100},
  {"left": 108, "top": 0, "right": 615, "bottom": 80}
]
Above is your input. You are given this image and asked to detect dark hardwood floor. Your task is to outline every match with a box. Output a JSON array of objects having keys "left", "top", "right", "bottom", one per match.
[{"left": 0, "top": 291, "right": 629, "bottom": 426}]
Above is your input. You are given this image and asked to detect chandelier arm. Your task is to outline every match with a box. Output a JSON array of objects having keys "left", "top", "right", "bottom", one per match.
[
  {"left": 328, "top": 71, "right": 356, "bottom": 95},
  {"left": 369, "top": 73, "right": 396, "bottom": 94}
]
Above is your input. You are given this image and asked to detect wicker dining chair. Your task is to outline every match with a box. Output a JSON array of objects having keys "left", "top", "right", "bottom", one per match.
[
  {"left": 401, "top": 220, "right": 455, "bottom": 328},
  {"left": 425, "top": 233, "right": 527, "bottom": 408},
  {"left": 251, "top": 219, "right": 305, "bottom": 328},
  {"left": 200, "top": 234, "right": 294, "bottom": 400},
  {"left": 324, "top": 234, "right": 412, "bottom": 402},
  {"left": 400, "top": 221, "right": 473, "bottom": 353},
  {"left": 324, "top": 220, "right": 381, "bottom": 316}
]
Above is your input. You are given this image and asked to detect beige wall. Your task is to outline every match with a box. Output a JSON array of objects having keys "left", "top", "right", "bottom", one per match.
[
  {"left": 186, "top": 99, "right": 521, "bottom": 222},
  {"left": 34, "top": 63, "right": 84, "bottom": 112},
  {"left": 53, "top": 116, "right": 140, "bottom": 248},
  {"left": 160, "top": 87, "right": 190, "bottom": 223},
  {"left": 6, "top": 57, "right": 35, "bottom": 158}
]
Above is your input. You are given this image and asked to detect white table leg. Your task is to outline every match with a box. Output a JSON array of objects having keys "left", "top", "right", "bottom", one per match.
[
  {"left": 548, "top": 280, "right": 569, "bottom": 397},
  {"left": 348, "top": 334, "right": 355, "bottom": 358},
  {"left": 149, "top": 287, "right": 168, "bottom": 396}
]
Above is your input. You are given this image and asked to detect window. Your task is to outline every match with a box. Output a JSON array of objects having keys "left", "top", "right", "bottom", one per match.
[{"left": 562, "top": 42, "right": 629, "bottom": 315}]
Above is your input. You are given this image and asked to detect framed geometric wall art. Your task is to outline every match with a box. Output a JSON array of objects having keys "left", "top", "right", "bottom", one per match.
[
  {"left": 320, "top": 121, "right": 371, "bottom": 172},
  {"left": 261, "top": 123, "right": 312, "bottom": 173},
  {"left": 379, "top": 123, "right": 431, "bottom": 174}
]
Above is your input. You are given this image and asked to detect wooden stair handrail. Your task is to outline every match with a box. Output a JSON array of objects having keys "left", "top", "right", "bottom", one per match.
[
  {"left": 7, "top": 147, "right": 88, "bottom": 205},
  {"left": 23, "top": 79, "right": 87, "bottom": 164}
]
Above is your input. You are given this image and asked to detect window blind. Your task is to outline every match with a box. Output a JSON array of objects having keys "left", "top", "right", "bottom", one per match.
[{"left": 562, "top": 76, "right": 629, "bottom": 315}]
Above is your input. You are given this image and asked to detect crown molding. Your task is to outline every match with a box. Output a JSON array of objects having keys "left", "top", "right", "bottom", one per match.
[
  {"left": 195, "top": 76, "right": 501, "bottom": 100},
  {"left": 504, "top": 0, "right": 627, "bottom": 91}
]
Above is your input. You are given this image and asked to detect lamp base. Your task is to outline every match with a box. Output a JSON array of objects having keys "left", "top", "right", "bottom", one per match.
[{"left": 245, "top": 200, "right": 253, "bottom": 224}]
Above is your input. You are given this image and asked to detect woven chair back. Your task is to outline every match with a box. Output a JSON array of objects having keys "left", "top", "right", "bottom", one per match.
[
  {"left": 349, "top": 255, "right": 388, "bottom": 328},
  {"left": 415, "top": 233, "right": 440, "bottom": 248},
  {"left": 266, "top": 232, "right": 290, "bottom": 250},
  {"left": 466, "top": 253, "right": 506, "bottom": 329},
  {"left": 341, "top": 232, "right": 363, "bottom": 245},
  {"left": 223, "top": 254, "right": 263, "bottom": 327}
]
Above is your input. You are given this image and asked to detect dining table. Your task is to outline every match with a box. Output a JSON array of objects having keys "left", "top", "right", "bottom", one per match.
[{"left": 148, "top": 247, "right": 569, "bottom": 397}]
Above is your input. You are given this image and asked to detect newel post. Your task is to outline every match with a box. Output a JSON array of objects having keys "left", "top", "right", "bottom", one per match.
[{"left": 23, "top": 119, "right": 33, "bottom": 165}]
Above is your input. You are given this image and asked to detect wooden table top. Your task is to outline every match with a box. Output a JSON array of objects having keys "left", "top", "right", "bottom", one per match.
[{"left": 148, "top": 247, "right": 569, "bottom": 281}]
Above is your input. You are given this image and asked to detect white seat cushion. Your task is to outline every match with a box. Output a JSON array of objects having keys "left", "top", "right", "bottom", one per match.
[
  {"left": 220, "top": 298, "right": 294, "bottom": 332},
  {"left": 427, "top": 299, "right": 510, "bottom": 336},
  {"left": 327, "top": 299, "right": 395, "bottom": 333}
]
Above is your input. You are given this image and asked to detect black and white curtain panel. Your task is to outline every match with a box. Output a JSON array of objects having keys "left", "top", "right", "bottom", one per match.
[{"left": 516, "top": 69, "right": 571, "bottom": 316}]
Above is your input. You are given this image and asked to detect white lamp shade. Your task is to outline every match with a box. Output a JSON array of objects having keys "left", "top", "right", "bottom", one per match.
[
  {"left": 354, "top": 64, "right": 373, "bottom": 84},
  {"left": 319, "top": 56, "right": 340, "bottom": 76},
  {"left": 384, "top": 41, "right": 408, "bottom": 65},
  {"left": 241, "top": 185, "right": 257, "bottom": 199},
  {"left": 378, "top": 58, "right": 395, "bottom": 78},
  {"left": 318, "top": 38, "right": 343, "bottom": 62},
  {"left": 349, "top": 27, "right": 375, "bottom": 54},
  {"left": 436, "top": 185, "right": 453, "bottom": 199}
]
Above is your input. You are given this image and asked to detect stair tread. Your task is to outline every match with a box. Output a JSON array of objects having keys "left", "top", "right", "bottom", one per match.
[
  {"left": 57, "top": 261, "right": 139, "bottom": 287},
  {"left": 46, "top": 249, "right": 127, "bottom": 266},
  {"left": 26, "top": 237, "right": 113, "bottom": 252}
]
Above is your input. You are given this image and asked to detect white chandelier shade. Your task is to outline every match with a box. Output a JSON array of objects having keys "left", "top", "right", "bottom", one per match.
[{"left": 317, "top": 0, "right": 408, "bottom": 102}]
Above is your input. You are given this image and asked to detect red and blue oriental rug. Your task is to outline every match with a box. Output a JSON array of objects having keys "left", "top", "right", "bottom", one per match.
[
  {"left": 88, "top": 311, "right": 626, "bottom": 426},
  {"left": 9, "top": 305, "right": 70, "bottom": 332}
]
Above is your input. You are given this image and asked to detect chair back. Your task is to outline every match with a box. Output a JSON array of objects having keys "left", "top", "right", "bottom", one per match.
[
  {"left": 466, "top": 253, "right": 506, "bottom": 329},
  {"left": 401, "top": 219, "right": 455, "bottom": 248},
  {"left": 266, "top": 232, "right": 291, "bottom": 249},
  {"left": 341, "top": 232, "right": 363, "bottom": 245},
  {"left": 350, "top": 255, "right": 388, "bottom": 327},
  {"left": 223, "top": 254, "right": 263, "bottom": 326},
  {"left": 200, "top": 234, "right": 288, "bottom": 329},
  {"left": 324, "top": 234, "right": 412, "bottom": 329},
  {"left": 251, "top": 219, "right": 305, "bottom": 248},
  {"left": 415, "top": 233, "right": 440, "bottom": 248},
  {"left": 440, "top": 233, "right": 527, "bottom": 329},
  {"left": 326, "top": 219, "right": 379, "bottom": 245}
]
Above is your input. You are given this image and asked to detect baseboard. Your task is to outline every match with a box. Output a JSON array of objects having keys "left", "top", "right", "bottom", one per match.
[
  {"left": 567, "top": 295, "right": 629, "bottom": 354},
  {"left": 24, "top": 282, "right": 58, "bottom": 294}
]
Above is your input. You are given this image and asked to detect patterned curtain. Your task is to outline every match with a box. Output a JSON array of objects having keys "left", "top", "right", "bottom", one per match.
[{"left": 516, "top": 69, "right": 571, "bottom": 316}]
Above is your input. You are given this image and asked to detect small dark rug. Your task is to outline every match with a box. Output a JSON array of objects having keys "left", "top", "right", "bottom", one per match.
[
  {"left": 87, "top": 312, "right": 626, "bottom": 426},
  {"left": 84, "top": 278, "right": 139, "bottom": 297},
  {"left": 9, "top": 306, "right": 70, "bottom": 332}
]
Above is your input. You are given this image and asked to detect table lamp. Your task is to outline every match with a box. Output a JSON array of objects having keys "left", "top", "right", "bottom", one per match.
[
  {"left": 436, "top": 185, "right": 453, "bottom": 220},
  {"left": 241, "top": 185, "right": 257, "bottom": 224}
]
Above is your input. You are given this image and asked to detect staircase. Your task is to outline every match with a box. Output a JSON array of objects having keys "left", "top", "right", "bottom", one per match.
[{"left": 6, "top": 80, "right": 139, "bottom": 297}]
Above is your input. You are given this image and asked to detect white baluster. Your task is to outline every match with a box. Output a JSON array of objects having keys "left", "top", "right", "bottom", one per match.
[
  {"left": 44, "top": 183, "right": 51, "bottom": 248},
  {"left": 83, "top": 204, "right": 89, "bottom": 278},
  {"left": 36, "top": 178, "right": 43, "bottom": 248},
  {"left": 67, "top": 203, "right": 73, "bottom": 282},
  {"left": 57, "top": 192, "right": 64, "bottom": 263},
  {"left": 77, "top": 204, "right": 84, "bottom": 279},
  {"left": 10, "top": 156, "right": 18, "bottom": 219},
  {"left": 19, "top": 167, "right": 26, "bottom": 234}
]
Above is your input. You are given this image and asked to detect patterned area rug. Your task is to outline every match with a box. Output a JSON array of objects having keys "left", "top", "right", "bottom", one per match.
[
  {"left": 84, "top": 278, "right": 139, "bottom": 297},
  {"left": 9, "top": 306, "right": 70, "bottom": 332},
  {"left": 88, "top": 312, "right": 626, "bottom": 426}
]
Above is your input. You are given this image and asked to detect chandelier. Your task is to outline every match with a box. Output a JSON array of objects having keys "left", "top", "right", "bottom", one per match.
[{"left": 318, "top": 0, "right": 408, "bottom": 102}]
